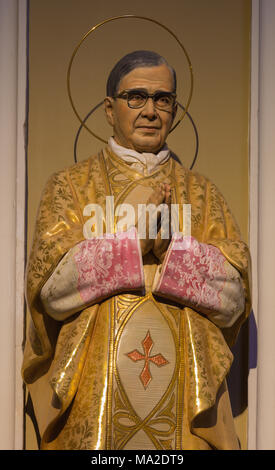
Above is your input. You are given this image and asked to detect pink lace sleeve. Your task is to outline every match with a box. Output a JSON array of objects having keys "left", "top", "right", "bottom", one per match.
[
  {"left": 41, "top": 227, "right": 144, "bottom": 320},
  {"left": 74, "top": 227, "right": 144, "bottom": 303},
  {"left": 152, "top": 234, "right": 245, "bottom": 328}
]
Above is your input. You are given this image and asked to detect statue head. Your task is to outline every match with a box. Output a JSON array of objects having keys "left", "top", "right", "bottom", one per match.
[{"left": 104, "top": 50, "right": 177, "bottom": 154}]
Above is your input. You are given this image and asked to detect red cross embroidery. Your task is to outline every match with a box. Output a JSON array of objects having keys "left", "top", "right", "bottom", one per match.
[{"left": 126, "top": 330, "right": 169, "bottom": 389}]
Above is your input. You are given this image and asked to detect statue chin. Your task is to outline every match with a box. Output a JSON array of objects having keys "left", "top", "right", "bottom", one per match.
[
  {"left": 133, "top": 130, "right": 162, "bottom": 151},
  {"left": 131, "top": 137, "right": 164, "bottom": 154}
]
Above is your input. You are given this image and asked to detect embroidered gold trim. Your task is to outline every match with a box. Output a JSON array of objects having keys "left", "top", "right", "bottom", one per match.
[{"left": 110, "top": 294, "right": 181, "bottom": 449}]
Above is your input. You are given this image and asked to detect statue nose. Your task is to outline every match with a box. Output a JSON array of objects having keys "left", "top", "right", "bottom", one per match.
[{"left": 141, "top": 97, "right": 157, "bottom": 118}]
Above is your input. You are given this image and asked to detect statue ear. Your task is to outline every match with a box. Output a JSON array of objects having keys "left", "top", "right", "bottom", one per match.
[{"left": 104, "top": 97, "right": 115, "bottom": 127}]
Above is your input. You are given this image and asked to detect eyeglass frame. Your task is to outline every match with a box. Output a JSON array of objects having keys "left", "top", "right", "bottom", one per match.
[{"left": 113, "top": 88, "right": 177, "bottom": 112}]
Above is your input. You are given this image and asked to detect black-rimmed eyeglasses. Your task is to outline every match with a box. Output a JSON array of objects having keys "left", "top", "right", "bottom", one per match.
[{"left": 114, "top": 89, "right": 177, "bottom": 112}]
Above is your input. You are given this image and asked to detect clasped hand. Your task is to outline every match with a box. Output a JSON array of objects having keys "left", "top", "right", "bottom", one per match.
[{"left": 136, "top": 183, "right": 172, "bottom": 262}]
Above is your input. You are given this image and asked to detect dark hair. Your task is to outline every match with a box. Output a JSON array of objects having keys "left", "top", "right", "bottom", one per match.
[{"left": 106, "top": 50, "right": 177, "bottom": 97}]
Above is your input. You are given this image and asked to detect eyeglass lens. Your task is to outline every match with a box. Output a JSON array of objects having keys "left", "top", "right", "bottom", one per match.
[{"left": 127, "top": 91, "right": 175, "bottom": 110}]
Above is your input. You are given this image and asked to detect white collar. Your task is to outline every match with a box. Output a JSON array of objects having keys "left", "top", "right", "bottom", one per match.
[{"left": 108, "top": 137, "right": 170, "bottom": 175}]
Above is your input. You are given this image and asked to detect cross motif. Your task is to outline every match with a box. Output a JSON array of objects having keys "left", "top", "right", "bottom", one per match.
[{"left": 126, "top": 330, "right": 169, "bottom": 389}]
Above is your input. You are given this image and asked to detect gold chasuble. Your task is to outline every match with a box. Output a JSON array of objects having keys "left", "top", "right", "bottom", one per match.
[{"left": 22, "top": 147, "right": 251, "bottom": 450}]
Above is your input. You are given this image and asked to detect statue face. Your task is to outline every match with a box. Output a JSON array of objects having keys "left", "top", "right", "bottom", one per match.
[{"left": 105, "top": 64, "right": 176, "bottom": 153}]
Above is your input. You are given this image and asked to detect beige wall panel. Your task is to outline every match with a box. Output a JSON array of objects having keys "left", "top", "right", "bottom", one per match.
[{"left": 26, "top": 0, "right": 251, "bottom": 449}]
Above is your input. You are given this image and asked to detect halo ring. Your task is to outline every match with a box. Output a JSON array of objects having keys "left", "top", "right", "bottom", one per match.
[{"left": 67, "top": 14, "right": 194, "bottom": 144}]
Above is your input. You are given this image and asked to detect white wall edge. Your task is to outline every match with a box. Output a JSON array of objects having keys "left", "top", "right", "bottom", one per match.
[{"left": 0, "top": 0, "right": 18, "bottom": 449}]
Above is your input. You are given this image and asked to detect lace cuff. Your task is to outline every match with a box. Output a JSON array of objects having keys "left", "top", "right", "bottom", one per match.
[
  {"left": 41, "top": 227, "right": 144, "bottom": 320},
  {"left": 152, "top": 234, "right": 245, "bottom": 328}
]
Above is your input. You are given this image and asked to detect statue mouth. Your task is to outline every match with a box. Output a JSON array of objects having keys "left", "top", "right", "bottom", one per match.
[{"left": 136, "top": 126, "right": 160, "bottom": 130}]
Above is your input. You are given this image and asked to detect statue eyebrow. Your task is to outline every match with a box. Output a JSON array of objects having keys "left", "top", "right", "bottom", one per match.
[{"left": 123, "top": 88, "right": 173, "bottom": 94}]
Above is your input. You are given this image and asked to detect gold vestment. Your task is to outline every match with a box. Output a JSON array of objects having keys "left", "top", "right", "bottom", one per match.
[{"left": 22, "top": 147, "right": 251, "bottom": 450}]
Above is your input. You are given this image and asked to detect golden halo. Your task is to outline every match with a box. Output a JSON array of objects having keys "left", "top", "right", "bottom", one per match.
[{"left": 67, "top": 14, "right": 194, "bottom": 144}]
